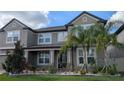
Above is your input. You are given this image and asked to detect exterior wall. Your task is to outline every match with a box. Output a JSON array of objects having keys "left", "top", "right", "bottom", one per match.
[
  {"left": 27, "top": 30, "right": 37, "bottom": 46},
  {"left": 71, "top": 14, "right": 99, "bottom": 25},
  {"left": 28, "top": 50, "right": 55, "bottom": 70},
  {"left": 1, "top": 13, "right": 122, "bottom": 72},
  {"left": 0, "top": 55, "right": 7, "bottom": 70},
  {"left": 52, "top": 32, "right": 58, "bottom": 44},
  {"left": 96, "top": 50, "right": 105, "bottom": 66},
  {"left": 36, "top": 31, "right": 66, "bottom": 46},
  {"left": 106, "top": 29, "right": 124, "bottom": 72},
  {"left": 0, "top": 20, "right": 29, "bottom": 48}
]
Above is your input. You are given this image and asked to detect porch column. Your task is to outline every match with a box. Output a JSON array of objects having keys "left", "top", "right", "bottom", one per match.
[
  {"left": 67, "top": 49, "right": 71, "bottom": 63},
  {"left": 50, "top": 50, "right": 54, "bottom": 65},
  {"left": 24, "top": 51, "right": 28, "bottom": 62}
]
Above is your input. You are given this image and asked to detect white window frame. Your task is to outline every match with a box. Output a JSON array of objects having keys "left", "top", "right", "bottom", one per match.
[
  {"left": 57, "top": 32, "right": 68, "bottom": 42},
  {"left": 81, "top": 24, "right": 94, "bottom": 29},
  {"left": 87, "top": 47, "right": 96, "bottom": 64},
  {"left": 75, "top": 24, "right": 94, "bottom": 30},
  {"left": 38, "top": 33, "right": 52, "bottom": 44},
  {"left": 77, "top": 47, "right": 96, "bottom": 66},
  {"left": 77, "top": 48, "right": 84, "bottom": 66},
  {"left": 6, "top": 30, "right": 20, "bottom": 44},
  {"left": 37, "top": 51, "right": 51, "bottom": 65}
]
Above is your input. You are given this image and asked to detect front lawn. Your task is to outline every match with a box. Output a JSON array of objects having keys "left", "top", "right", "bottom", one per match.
[{"left": 0, "top": 74, "right": 124, "bottom": 81}]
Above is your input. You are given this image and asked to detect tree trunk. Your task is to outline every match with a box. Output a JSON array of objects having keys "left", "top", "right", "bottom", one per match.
[
  {"left": 101, "top": 49, "right": 108, "bottom": 73},
  {"left": 83, "top": 47, "right": 88, "bottom": 72}
]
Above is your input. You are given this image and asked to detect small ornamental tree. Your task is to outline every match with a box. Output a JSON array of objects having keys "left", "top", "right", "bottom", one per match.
[{"left": 2, "top": 41, "right": 26, "bottom": 74}]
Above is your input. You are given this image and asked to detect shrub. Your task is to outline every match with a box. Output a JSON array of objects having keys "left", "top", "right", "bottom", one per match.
[
  {"left": 49, "top": 65, "right": 57, "bottom": 74},
  {"left": 2, "top": 41, "right": 26, "bottom": 74},
  {"left": 79, "top": 69, "right": 86, "bottom": 75},
  {"left": 91, "top": 63, "right": 103, "bottom": 74},
  {"left": 26, "top": 64, "right": 37, "bottom": 73},
  {"left": 107, "top": 64, "right": 117, "bottom": 75}
]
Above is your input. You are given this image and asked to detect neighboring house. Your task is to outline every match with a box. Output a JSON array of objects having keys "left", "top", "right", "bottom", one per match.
[
  {"left": 107, "top": 24, "right": 124, "bottom": 72},
  {"left": 0, "top": 11, "right": 124, "bottom": 72}
]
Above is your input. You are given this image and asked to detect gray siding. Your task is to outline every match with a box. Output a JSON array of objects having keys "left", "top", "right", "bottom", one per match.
[
  {"left": 27, "top": 30, "right": 37, "bottom": 47},
  {"left": 0, "top": 55, "right": 7, "bottom": 70},
  {"left": 0, "top": 19, "right": 29, "bottom": 48},
  {"left": 36, "top": 32, "right": 65, "bottom": 46},
  {"left": 71, "top": 14, "right": 99, "bottom": 25},
  {"left": 106, "top": 30, "right": 124, "bottom": 72}
]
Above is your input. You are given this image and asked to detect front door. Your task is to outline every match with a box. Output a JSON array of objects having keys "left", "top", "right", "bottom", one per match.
[{"left": 57, "top": 52, "right": 67, "bottom": 69}]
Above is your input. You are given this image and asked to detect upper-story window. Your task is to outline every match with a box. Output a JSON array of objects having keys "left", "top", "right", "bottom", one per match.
[
  {"left": 82, "top": 24, "right": 94, "bottom": 29},
  {"left": 6, "top": 31, "right": 20, "bottom": 43},
  {"left": 57, "top": 32, "right": 68, "bottom": 42},
  {"left": 38, "top": 33, "right": 52, "bottom": 44},
  {"left": 75, "top": 24, "right": 94, "bottom": 30}
]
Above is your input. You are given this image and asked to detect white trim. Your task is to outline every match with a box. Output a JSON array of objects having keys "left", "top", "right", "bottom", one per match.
[
  {"left": 72, "top": 13, "right": 99, "bottom": 24},
  {"left": 6, "top": 30, "right": 20, "bottom": 44},
  {"left": 76, "top": 47, "right": 96, "bottom": 66},
  {"left": 56, "top": 53, "right": 59, "bottom": 68},
  {"left": 57, "top": 32, "right": 68, "bottom": 42},
  {"left": 76, "top": 48, "right": 84, "bottom": 66},
  {"left": 87, "top": 47, "right": 96, "bottom": 65},
  {"left": 50, "top": 50, "right": 54, "bottom": 64},
  {"left": 0, "top": 47, "right": 15, "bottom": 49},
  {"left": 38, "top": 33, "right": 52, "bottom": 45},
  {"left": 0, "top": 54, "right": 7, "bottom": 56},
  {"left": 83, "top": 14, "right": 99, "bottom": 21},
  {"left": 37, "top": 51, "right": 51, "bottom": 66},
  {"left": 67, "top": 49, "right": 71, "bottom": 63},
  {"left": 24, "top": 51, "right": 28, "bottom": 62},
  {"left": 25, "top": 48, "right": 60, "bottom": 51}
]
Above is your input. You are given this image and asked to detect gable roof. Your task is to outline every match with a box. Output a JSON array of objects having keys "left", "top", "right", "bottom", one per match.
[
  {"left": 0, "top": 12, "right": 108, "bottom": 33},
  {"left": 67, "top": 11, "right": 107, "bottom": 25},
  {"left": 115, "top": 24, "right": 124, "bottom": 35},
  {"left": 0, "top": 18, "right": 34, "bottom": 32}
]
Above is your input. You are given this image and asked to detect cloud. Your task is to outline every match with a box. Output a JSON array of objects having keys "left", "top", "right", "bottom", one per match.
[
  {"left": 106, "top": 11, "right": 124, "bottom": 28},
  {"left": 0, "top": 11, "right": 50, "bottom": 29}
]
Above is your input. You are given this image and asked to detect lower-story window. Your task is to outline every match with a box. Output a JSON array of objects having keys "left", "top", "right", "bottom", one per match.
[
  {"left": 87, "top": 48, "right": 95, "bottom": 64},
  {"left": 77, "top": 48, "right": 95, "bottom": 65},
  {"left": 77, "top": 49, "right": 84, "bottom": 64},
  {"left": 38, "top": 51, "right": 50, "bottom": 65}
]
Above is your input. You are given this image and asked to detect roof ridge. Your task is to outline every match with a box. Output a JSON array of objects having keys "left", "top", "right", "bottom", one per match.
[
  {"left": 0, "top": 18, "right": 35, "bottom": 32},
  {"left": 67, "top": 11, "right": 107, "bottom": 25}
]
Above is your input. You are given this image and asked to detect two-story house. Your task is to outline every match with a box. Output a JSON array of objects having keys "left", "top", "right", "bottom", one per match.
[{"left": 0, "top": 11, "right": 124, "bottom": 72}]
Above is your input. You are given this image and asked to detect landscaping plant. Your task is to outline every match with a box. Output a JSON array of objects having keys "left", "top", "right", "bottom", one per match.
[
  {"left": 48, "top": 65, "right": 57, "bottom": 74},
  {"left": 2, "top": 41, "right": 26, "bottom": 74}
]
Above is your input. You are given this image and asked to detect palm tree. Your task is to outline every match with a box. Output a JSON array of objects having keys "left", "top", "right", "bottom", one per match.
[
  {"left": 61, "top": 25, "right": 96, "bottom": 72},
  {"left": 61, "top": 22, "right": 124, "bottom": 73},
  {"left": 90, "top": 23, "right": 124, "bottom": 72}
]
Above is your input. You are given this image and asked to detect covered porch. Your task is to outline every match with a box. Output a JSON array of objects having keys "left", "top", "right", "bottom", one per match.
[{"left": 24, "top": 48, "right": 72, "bottom": 70}]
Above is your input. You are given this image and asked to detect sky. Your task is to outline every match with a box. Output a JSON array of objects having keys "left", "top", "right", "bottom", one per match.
[{"left": 0, "top": 11, "right": 115, "bottom": 29}]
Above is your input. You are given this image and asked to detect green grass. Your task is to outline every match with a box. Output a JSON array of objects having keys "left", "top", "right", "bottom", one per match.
[{"left": 0, "top": 74, "right": 124, "bottom": 81}]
